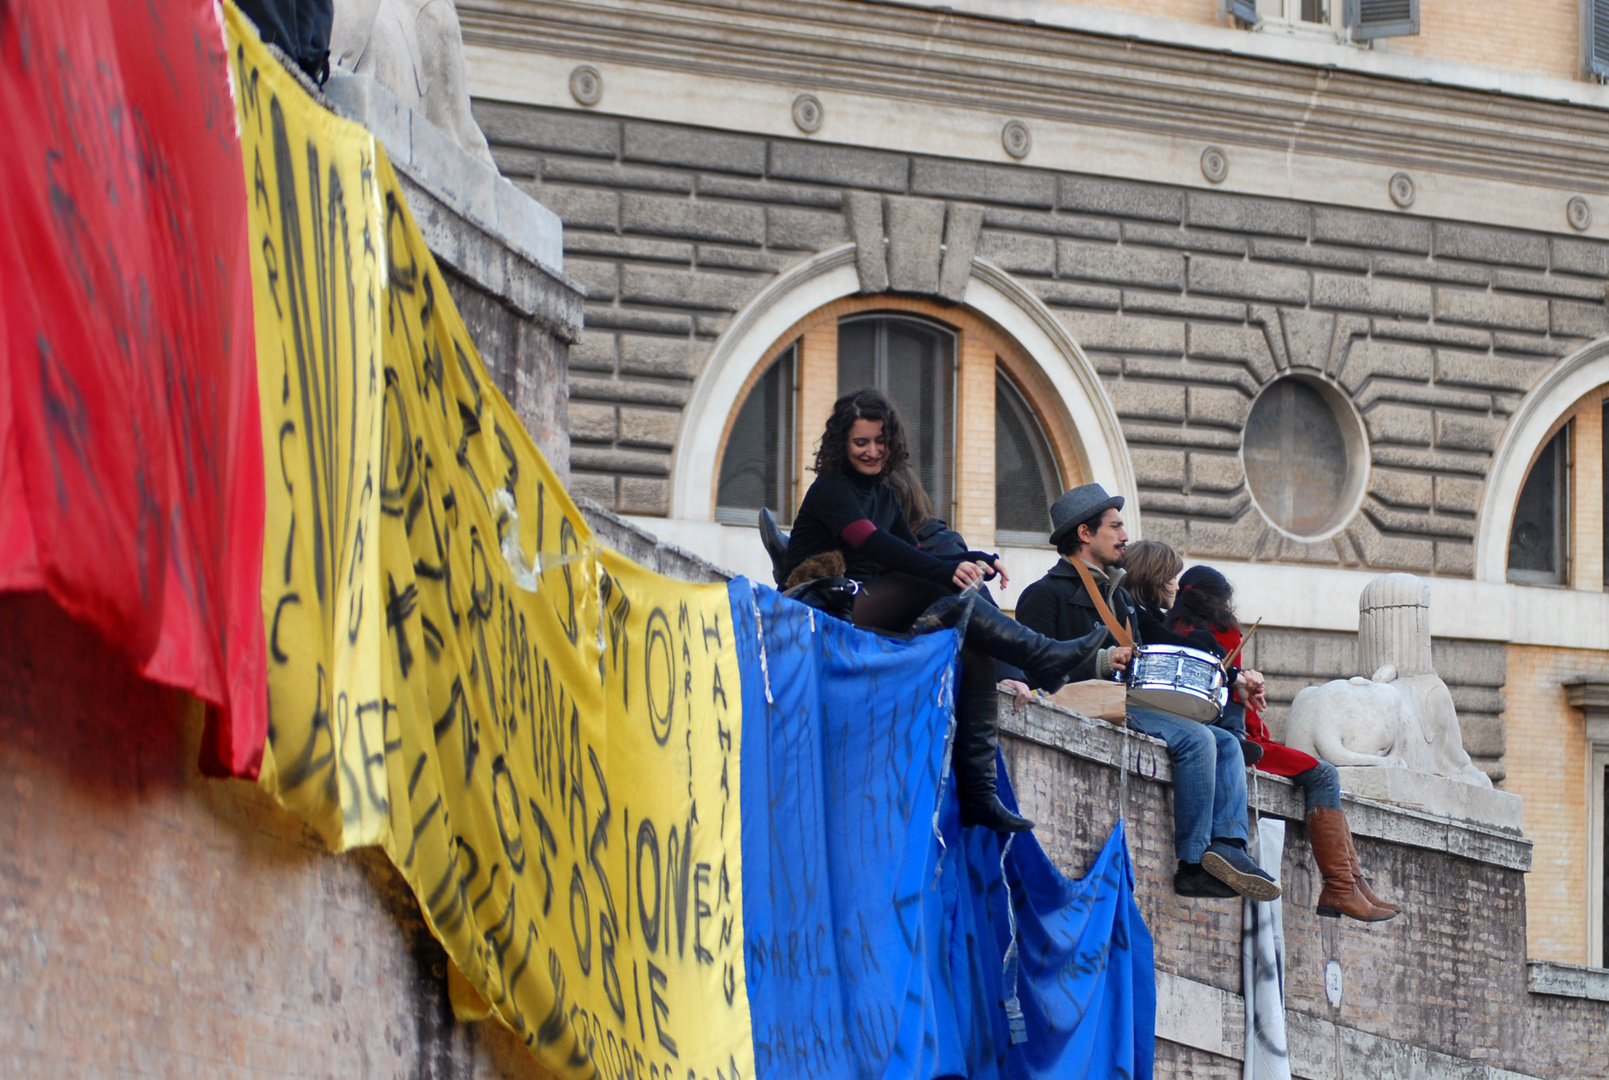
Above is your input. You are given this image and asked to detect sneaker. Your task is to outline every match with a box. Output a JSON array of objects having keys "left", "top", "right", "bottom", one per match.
[
  {"left": 1202, "top": 840, "right": 1282, "bottom": 902},
  {"left": 1174, "top": 861, "right": 1239, "bottom": 898}
]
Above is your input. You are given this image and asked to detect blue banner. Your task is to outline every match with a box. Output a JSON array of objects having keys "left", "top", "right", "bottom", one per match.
[{"left": 732, "top": 579, "right": 1155, "bottom": 1080}]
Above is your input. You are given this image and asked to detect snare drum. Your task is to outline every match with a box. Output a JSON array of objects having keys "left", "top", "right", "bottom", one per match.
[{"left": 1126, "top": 644, "right": 1228, "bottom": 723}]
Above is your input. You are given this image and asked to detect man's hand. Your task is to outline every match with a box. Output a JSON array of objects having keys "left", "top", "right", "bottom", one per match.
[
  {"left": 1109, "top": 646, "right": 1134, "bottom": 671},
  {"left": 1000, "top": 679, "right": 1033, "bottom": 709},
  {"left": 952, "top": 560, "right": 986, "bottom": 590},
  {"left": 989, "top": 559, "right": 1010, "bottom": 590}
]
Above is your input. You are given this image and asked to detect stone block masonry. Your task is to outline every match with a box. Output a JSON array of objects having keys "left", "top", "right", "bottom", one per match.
[{"left": 475, "top": 102, "right": 1609, "bottom": 575}]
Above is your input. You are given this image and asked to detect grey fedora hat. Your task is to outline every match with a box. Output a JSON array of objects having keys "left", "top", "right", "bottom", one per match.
[{"left": 1048, "top": 483, "right": 1124, "bottom": 547}]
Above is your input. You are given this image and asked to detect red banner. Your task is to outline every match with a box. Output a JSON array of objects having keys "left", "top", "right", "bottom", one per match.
[{"left": 0, "top": 0, "right": 266, "bottom": 776}]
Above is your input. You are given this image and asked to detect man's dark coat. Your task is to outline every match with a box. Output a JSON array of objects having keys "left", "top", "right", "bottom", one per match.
[{"left": 1014, "top": 559, "right": 1142, "bottom": 689}]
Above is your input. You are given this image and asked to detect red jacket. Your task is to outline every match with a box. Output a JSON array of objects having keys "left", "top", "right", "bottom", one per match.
[{"left": 1210, "top": 627, "right": 1319, "bottom": 778}]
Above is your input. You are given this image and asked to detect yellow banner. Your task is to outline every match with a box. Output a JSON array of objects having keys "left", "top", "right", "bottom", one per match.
[{"left": 228, "top": 7, "right": 752, "bottom": 1076}]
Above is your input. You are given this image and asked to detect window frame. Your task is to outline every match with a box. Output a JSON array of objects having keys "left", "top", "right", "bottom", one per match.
[
  {"left": 714, "top": 342, "right": 797, "bottom": 526},
  {"left": 837, "top": 312, "right": 959, "bottom": 524},
  {"left": 995, "top": 368, "right": 1065, "bottom": 548},
  {"left": 1506, "top": 423, "right": 1572, "bottom": 586},
  {"left": 1592, "top": 742, "right": 1609, "bottom": 968},
  {"left": 709, "top": 295, "right": 1085, "bottom": 549}
]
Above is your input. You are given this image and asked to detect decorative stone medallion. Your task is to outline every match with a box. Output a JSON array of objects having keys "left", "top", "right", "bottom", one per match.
[
  {"left": 1002, "top": 120, "right": 1031, "bottom": 160},
  {"left": 792, "top": 93, "right": 824, "bottom": 134},
  {"left": 1388, "top": 171, "right": 1416, "bottom": 209},
  {"left": 1568, "top": 196, "right": 1593, "bottom": 232},
  {"left": 1199, "top": 145, "right": 1229, "bottom": 184},
  {"left": 569, "top": 65, "right": 602, "bottom": 106}
]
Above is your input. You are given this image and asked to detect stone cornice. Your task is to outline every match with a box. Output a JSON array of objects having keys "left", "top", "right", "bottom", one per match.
[
  {"left": 1564, "top": 674, "right": 1609, "bottom": 745},
  {"left": 459, "top": 0, "right": 1609, "bottom": 198}
]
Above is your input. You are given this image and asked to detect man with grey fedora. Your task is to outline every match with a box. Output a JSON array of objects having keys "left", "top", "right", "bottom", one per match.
[{"left": 1015, "top": 483, "right": 1280, "bottom": 902}]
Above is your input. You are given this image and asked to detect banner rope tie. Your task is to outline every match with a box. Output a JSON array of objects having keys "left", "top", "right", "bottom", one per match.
[
  {"left": 999, "top": 833, "right": 1028, "bottom": 1045},
  {"left": 747, "top": 580, "right": 774, "bottom": 705}
]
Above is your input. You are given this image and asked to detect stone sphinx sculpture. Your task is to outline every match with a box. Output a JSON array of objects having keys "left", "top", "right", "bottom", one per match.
[
  {"left": 329, "top": 0, "right": 495, "bottom": 166},
  {"left": 1284, "top": 573, "right": 1491, "bottom": 788}
]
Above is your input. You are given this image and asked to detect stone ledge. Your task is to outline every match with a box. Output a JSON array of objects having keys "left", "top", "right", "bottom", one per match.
[
  {"left": 578, "top": 497, "right": 731, "bottom": 583},
  {"left": 1336, "top": 764, "right": 1523, "bottom": 832},
  {"left": 1527, "top": 960, "right": 1609, "bottom": 1003},
  {"left": 322, "top": 74, "right": 583, "bottom": 339},
  {"left": 999, "top": 699, "right": 1533, "bottom": 871},
  {"left": 1158, "top": 971, "right": 1545, "bottom": 1080}
]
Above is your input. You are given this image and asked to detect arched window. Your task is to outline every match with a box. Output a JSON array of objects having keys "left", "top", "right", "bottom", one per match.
[
  {"left": 716, "top": 344, "right": 795, "bottom": 524},
  {"left": 995, "top": 371, "right": 1062, "bottom": 545},
  {"left": 713, "top": 298, "right": 1071, "bottom": 548},
  {"left": 1503, "top": 386, "right": 1608, "bottom": 587},
  {"left": 1507, "top": 424, "right": 1569, "bottom": 584},
  {"left": 837, "top": 314, "right": 956, "bottom": 520}
]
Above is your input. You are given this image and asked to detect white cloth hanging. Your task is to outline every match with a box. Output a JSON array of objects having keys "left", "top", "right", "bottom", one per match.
[{"left": 1242, "top": 818, "right": 1291, "bottom": 1080}]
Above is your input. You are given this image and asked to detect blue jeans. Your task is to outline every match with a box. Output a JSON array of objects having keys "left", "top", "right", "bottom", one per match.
[
  {"left": 1127, "top": 706, "right": 1249, "bottom": 863},
  {"left": 1293, "top": 760, "right": 1342, "bottom": 814},
  {"left": 1218, "top": 704, "right": 1343, "bottom": 814}
]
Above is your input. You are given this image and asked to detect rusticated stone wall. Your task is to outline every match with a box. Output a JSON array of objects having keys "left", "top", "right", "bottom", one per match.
[{"left": 476, "top": 100, "right": 1609, "bottom": 577}]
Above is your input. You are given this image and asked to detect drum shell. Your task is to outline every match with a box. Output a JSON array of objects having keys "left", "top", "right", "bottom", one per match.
[{"left": 1127, "top": 644, "right": 1227, "bottom": 724}]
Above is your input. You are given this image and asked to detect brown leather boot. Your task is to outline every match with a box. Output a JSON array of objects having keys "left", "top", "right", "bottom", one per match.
[
  {"left": 1347, "top": 845, "right": 1399, "bottom": 914},
  {"left": 1308, "top": 808, "right": 1396, "bottom": 922}
]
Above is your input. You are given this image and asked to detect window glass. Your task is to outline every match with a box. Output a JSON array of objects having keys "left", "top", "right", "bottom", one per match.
[
  {"left": 1242, "top": 377, "right": 1352, "bottom": 536},
  {"left": 837, "top": 315, "right": 955, "bottom": 521},
  {"left": 716, "top": 345, "right": 795, "bottom": 524},
  {"left": 1508, "top": 425, "right": 1569, "bottom": 583},
  {"left": 995, "top": 370, "right": 1062, "bottom": 545},
  {"left": 1603, "top": 760, "right": 1608, "bottom": 966}
]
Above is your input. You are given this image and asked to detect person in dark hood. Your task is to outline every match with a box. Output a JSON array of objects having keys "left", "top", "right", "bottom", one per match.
[{"left": 886, "top": 465, "right": 1032, "bottom": 707}]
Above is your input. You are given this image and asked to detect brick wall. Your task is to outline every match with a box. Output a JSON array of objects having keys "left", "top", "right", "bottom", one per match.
[
  {"left": 476, "top": 101, "right": 1609, "bottom": 579},
  {"left": 0, "top": 593, "right": 546, "bottom": 1080},
  {"left": 1051, "top": 0, "right": 1585, "bottom": 84},
  {"left": 1503, "top": 642, "right": 1599, "bottom": 965},
  {"left": 1003, "top": 703, "right": 1608, "bottom": 1080},
  {"left": 1375, "top": 0, "right": 1582, "bottom": 83}
]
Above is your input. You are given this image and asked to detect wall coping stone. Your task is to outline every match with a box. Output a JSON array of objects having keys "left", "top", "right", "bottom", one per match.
[
  {"left": 322, "top": 74, "right": 583, "bottom": 339},
  {"left": 578, "top": 497, "right": 730, "bottom": 583},
  {"left": 1527, "top": 959, "right": 1609, "bottom": 1003},
  {"left": 999, "top": 700, "right": 1534, "bottom": 871}
]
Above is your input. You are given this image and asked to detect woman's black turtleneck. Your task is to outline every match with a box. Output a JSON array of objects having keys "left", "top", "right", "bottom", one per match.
[{"left": 782, "top": 468, "right": 995, "bottom": 587}]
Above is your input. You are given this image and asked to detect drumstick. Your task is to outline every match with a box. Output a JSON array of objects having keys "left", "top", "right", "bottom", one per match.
[{"left": 1219, "top": 617, "right": 1262, "bottom": 673}]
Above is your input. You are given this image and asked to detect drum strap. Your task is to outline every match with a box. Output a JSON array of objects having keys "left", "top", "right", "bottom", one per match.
[{"left": 1069, "top": 558, "right": 1135, "bottom": 651}]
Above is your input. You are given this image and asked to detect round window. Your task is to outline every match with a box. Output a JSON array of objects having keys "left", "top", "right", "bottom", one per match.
[{"left": 1240, "top": 375, "right": 1367, "bottom": 539}]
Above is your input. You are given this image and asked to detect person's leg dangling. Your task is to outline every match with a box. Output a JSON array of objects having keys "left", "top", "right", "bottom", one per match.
[{"left": 954, "top": 644, "right": 1032, "bottom": 833}]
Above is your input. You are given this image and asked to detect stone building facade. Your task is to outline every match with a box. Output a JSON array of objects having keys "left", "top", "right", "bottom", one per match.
[{"left": 457, "top": 0, "right": 1609, "bottom": 977}]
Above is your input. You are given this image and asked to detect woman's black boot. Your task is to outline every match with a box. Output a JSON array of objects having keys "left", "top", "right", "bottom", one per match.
[
  {"left": 914, "top": 592, "right": 1106, "bottom": 693},
  {"left": 953, "top": 689, "right": 1034, "bottom": 833}
]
